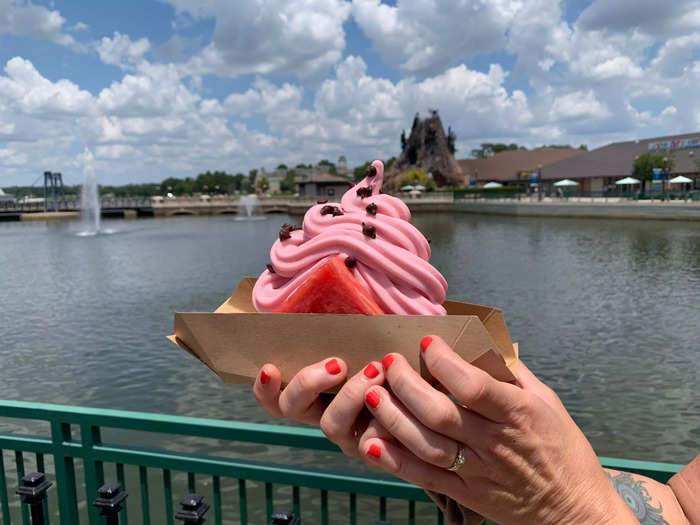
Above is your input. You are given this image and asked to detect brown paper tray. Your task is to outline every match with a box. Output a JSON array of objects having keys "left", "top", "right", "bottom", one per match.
[{"left": 169, "top": 277, "right": 519, "bottom": 387}]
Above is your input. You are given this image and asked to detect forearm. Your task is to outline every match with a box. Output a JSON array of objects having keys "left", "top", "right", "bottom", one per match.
[{"left": 604, "top": 469, "right": 689, "bottom": 524}]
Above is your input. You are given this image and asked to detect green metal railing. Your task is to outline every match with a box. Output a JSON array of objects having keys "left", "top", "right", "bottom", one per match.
[{"left": 0, "top": 400, "right": 684, "bottom": 525}]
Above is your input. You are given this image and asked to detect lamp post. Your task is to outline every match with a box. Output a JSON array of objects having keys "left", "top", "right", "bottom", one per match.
[
  {"left": 690, "top": 151, "right": 695, "bottom": 191},
  {"left": 662, "top": 157, "right": 668, "bottom": 201},
  {"left": 537, "top": 164, "right": 543, "bottom": 201}
]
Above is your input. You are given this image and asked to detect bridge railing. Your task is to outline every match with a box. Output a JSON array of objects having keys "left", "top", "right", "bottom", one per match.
[{"left": 0, "top": 401, "right": 684, "bottom": 525}]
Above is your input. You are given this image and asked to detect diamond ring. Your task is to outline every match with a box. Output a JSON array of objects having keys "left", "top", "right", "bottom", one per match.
[{"left": 447, "top": 444, "right": 467, "bottom": 472}]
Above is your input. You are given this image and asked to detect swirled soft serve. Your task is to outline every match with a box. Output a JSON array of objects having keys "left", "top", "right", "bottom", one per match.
[{"left": 252, "top": 160, "right": 447, "bottom": 315}]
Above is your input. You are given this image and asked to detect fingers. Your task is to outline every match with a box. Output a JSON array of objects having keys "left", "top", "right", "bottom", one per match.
[
  {"left": 364, "top": 385, "right": 470, "bottom": 470},
  {"left": 380, "top": 352, "right": 496, "bottom": 447},
  {"left": 320, "top": 362, "right": 387, "bottom": 455},
  {"left": 361, "top": 437, "right": 466, "bottom": 497},
  {"left": 514, "top": 360, "right": 566, "bottom": 413},
  {"left": 256, "top": 358, "right": 348, "bottom": 426},
  {"left": 253, "top": 364, "right": 283, "bottom": 419},
  {"left": 419, "top": 336, "right": 526, "bottom": 423}
]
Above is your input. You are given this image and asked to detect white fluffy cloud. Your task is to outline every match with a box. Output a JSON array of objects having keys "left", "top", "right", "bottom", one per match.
[
  {"left": 96, "top": 32, "right": 151, "bottom": 68},
  {"left": 163, "top": 0, "right": 351, "bottom": 79},
  {"left": 0, "top": 0, "right": 84, "bottom": 49}
]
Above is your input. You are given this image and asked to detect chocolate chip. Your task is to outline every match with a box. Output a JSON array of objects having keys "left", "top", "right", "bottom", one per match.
[
  {"left": 266, "top": 263, "right": 275, "bottom": 273},
  {"left": 344, "top": 256, "right": 357, "bottom": 268},
  {"left": 331, "top": 207, "right": 344, "bottom": 216},
  {"left": 321, "top": 205, "right": 344, "bottom": 216},
  {"left": 366, "top": 202, "right": 378, "bottom": 215},
  {"left": 366, "top": 164, "right": 377, "bottom": 178},
  {"left": 317, "top": 199, "right": 328, "bottom": 204},
  {"left": 362, "top": 222, "right": 376, "bottom": 239},
  {"left": 279, "top": 223, "right": 301, "bottom": 240},
  {"left": 356, "top": 186, "right": 372, "bottom": 199}
]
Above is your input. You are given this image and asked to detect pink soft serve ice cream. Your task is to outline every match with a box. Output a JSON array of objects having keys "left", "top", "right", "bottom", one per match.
[{"left": 252, "top": 160, "right": 448, "bottom": 315}]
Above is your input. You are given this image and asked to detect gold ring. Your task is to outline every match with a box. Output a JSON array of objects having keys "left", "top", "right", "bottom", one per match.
[{"left": 447, "top": 444, "right": 466, "bottom": 471}]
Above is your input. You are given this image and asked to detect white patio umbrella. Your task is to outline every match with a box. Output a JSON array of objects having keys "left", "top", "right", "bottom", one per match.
[
  {"left": 615, "top": 177, "right": 640, "bottom": 185},
  {"left": 413, "top": 185, "right": 426, "bottom": 191},
  {"left": 483, "top": 181, "right": 503, "bottom": 188},
  {"left": 553, "top": 179, "right": 579, "bottom": 187},
  {"left": 669, "top": 175, "right": 693, "bottom": 184},
  {"left": 400, "top": 185, "right": 415, "bottom": 191}
]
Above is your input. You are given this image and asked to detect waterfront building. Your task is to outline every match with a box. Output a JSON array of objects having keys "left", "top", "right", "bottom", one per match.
[
  {"left": 0, "top": 188, "right": 15, "bottom": 202},
  {"left": 540, "top": 132, "right": 700, "bottom": 193},
  {"left": 458, "top": 148, "right": 585, "bottom": 187},
  {"left": 296, "top": 172, "right": 352, "bottom": 198},
  {"left": 337, "top": 155, "right": 348, "bottom": 174}
]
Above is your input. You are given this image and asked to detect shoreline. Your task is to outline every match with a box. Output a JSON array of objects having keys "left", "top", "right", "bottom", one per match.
[{"left": 3, "top": 197, "right": 700, "bottom": 222}]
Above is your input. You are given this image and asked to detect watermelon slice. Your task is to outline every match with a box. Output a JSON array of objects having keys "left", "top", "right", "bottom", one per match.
[{"left": 275, "top": 255, "right": 384, "bottom": 314}]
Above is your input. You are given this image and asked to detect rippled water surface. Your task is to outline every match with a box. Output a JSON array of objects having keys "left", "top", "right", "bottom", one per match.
[{"left": 1, "top": 214, "right": 698, "bottom": 475}]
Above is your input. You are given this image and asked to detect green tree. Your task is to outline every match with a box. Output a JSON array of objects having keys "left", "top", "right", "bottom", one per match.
[
  {"left": 385, "top": 157, "right": 397, "bottom": 170},
  {"left": 279, "top": 170, "right": 297, "bottom": 193},
  {"left": 317, "top": 159, "right": 337, "bottom": 174},
  {"left": 470, "top": 143, "right": 521, "bottom": 158},
  {"left": 276, "top": 164, "right": 288, "bottom": 170},
  {"left": 256, "top": 176, "right": 270, "bottom": 194},
  {"left": 248, "top": 169, "right": 258, "bottom": 187},
  {"left": 353, "top": 161, "right": 372, "bottom": 182},
  {"left": 399, "top": 169, "right": 435, "bottom": 191},
  {"left": 632, "top": 153, "right": 675, "bottom": 194}
]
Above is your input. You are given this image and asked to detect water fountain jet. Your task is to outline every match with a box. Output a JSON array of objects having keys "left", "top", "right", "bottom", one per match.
[{"left": 78, "top": 149, "right": 101, "bottom": 235}]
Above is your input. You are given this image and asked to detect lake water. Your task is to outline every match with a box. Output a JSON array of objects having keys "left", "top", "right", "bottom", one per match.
[{"left": 1, "top": 213, "right": 699, "bottom": 521}]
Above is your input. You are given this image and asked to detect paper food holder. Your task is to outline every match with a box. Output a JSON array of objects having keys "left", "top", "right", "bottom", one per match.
[{"left": 169, "top": 277, "right": 519, "bottom": 388}]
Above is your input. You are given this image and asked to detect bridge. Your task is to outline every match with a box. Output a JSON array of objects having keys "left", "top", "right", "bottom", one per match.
[{"left": 0, "top": 194, "right": 454, "bottom": 221}]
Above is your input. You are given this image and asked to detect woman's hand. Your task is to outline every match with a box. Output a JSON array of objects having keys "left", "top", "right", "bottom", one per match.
[
  {"left": 358, "top": 336, "right": 638, "bottom": 525},
  {"left": 253, "top": 358, "right": 390, "bottom": 457}
]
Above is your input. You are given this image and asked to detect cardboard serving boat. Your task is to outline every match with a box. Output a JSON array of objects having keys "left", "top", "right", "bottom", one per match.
[{"left": 169, "top": 277, "right": 519, "bottom": 388}]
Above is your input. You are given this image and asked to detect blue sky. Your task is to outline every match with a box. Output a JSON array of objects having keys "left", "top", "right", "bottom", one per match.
[{"left": 1, "top": 0, "right": 699, "bottom": 185}]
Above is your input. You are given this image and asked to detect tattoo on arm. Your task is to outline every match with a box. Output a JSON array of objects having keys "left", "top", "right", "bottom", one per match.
[{"left": 605, "top": 471, "right": 668, "bottom": 525}]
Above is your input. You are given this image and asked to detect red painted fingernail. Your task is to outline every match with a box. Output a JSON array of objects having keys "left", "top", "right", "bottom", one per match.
[
  {"left": 367, "top": 444, "right": 381, "bottom": 459},
  {"left": 260, "top": 370, "right": 270, "bottom": 384},
  {"left": 325, "top": 359, "right": 341, "bottom": 375},
  {"left": 381, "top": 354, "right": 394, "bottom": 370},
  {"left": 420, "top": 336, "right": 433, "bottom": 352},
  {"left": 365, "top": 390, "right": 380, "bottom": 408},
  {"left": 363, "top": 363, "right": 379, "bottom": 379}
]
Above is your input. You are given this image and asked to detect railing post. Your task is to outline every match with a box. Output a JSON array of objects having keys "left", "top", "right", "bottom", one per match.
[
  {"left": 17, "top": 472, "right": 52, "bottom": 525},
  {"left": 270, "top": 509, "right": 300, "bottom": 524},
  {"left": 175, "top": 494, "right": 209, "bottom": 524},
  {"left": 93, "top": 483, "right": 128, "bottom": 525}
]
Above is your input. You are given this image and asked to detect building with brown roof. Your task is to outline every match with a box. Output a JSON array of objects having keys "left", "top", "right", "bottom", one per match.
[
  {"left": 458, "top": 148, "right": 585, "bottom": 187},
  {"left": 540, "top": 132, "right": 700, "bottom": 193},
  {"left": 296, "top": 172, "right": 352, "bottom": 198}
]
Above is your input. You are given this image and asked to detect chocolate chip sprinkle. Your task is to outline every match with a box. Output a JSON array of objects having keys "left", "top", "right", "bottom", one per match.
[
  {"left": 266, "top": 263, "right": 275, "bottom": 274},
  {"left": 320, "top": 205, "right": 343, "bottom": 216},
  {"left": 279, "top": 223, "right": 301, "bottom": 241},
  {"left": 344, "top": 256, "right": 357, "bottom": 268},
  {"left": 366, "top": 164, "right": 377, "bottom": 178},
  {"left": 362, "top": 222, "right": 376, "bottom": 239},
  {"left": 366, "top": 202, "right": 378, "bottom": 215},
  {"left": 317, "top": 199, "right": 328, "bottom": 204},
  {"left": 356, "top": 186, "right": 372, "bottom": 199}
]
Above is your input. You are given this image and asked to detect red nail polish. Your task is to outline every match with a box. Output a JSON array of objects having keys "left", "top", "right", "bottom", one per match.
[
  {"left": 381, "top": 354, "right": 394, "bottom": 370},
  {"left": 260, "top": 370, "right": 270, "bottom": 384},
  {"left": 366, "top": 390, "right": 380, "bottom": 408},
  {"left": 363, "top": 363, "right": 379, "bottom": 379},
  {"left": 420, "top": 336, "right": 433, "bottom": 352},
  {"left": 367, "top": 444, "right": 381, "bottom": 459},
  {"left": 325, "top": 359, "right": 341, "bottom": 375}
]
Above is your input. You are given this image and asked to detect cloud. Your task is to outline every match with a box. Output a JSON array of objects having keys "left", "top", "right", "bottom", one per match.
[
  {"left": 96, "top": 32, "right": 151, "bottom": 68},
  {"left": 0, "top": 0, "right": 85, "bottom": 50},
  {"left": 162, "top": 0, "right": 351, "bottom": 79},
  {"left": 549, "top": 90, "right": 611, "bottom": 121}
]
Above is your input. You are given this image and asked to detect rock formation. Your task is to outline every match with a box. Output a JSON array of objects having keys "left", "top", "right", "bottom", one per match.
[{"left": 386, "top": 110, "right": 462, "bottom": 189}]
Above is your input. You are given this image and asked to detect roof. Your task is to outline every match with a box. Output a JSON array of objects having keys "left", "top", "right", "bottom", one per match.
[
  {"left": 541, "top": 132, "right": 700, "bottom": 180},
  {"left": 458, "top": 148, "right": 585, "bottom": 182},
  {"left": 297, "top": 172, "right": 352, "bottom": 186}
]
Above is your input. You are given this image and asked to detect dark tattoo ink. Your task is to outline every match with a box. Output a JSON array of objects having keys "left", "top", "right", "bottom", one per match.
[{"left": 605, "top": 472, "right": 668, "bottom": 525}]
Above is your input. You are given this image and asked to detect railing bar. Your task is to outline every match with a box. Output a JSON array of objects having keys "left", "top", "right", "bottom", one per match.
[
  {"left": 265, "top": 482, "right": 273, "bottom": 524},
  {"left": 15, "top": 451, "right": 29, "bottom": 525},
  {"left": 349, "top": 492, "right": 356, "bottom": 525},
  {"left": 292, "top": 485, "right": 300, "bottom": 517},
  {"left": 50, "top": 422, "right": 78, "bottom": 525},
  {"left": 212, "top": 476, "right": 222, "bottom": 525},
  {"left": 409, "top": 499, "right": 415, "bottom": 525},
  {"left": 80, "top": 423, "right": 101, "bottom": 525},
  {"left": 321, "top": 489, "right": 328, "bottom": 525},
  {"left": 162, "top": 469, "right": 173, "bottom": 525},
  {"left": 379, "top": 496, "right": 387, "bottom": 521},
  {"left": 35, "top": 453, "right": 50, "bottom": 525},
  {"left": 0, "top": 451, "right": 11, "bottom": 525},
  {"left": 139, "top": 466, "right": 150, "bottom": 525},
  {"left": 116, "top": 463, "right": 129, "bottom": 525},
  {"left": 187, "top": 472, "right": 195, "bottom": 494},
  {"left": 238, "top": 479, "right": 247, "bottom": 525},
  {"left": 437, "top": 506, "right": 444, "bottom": 525}
]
